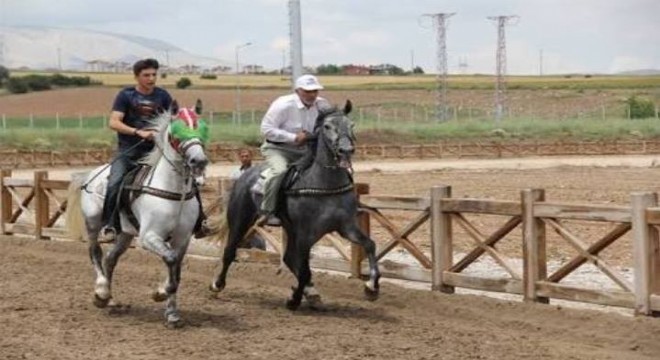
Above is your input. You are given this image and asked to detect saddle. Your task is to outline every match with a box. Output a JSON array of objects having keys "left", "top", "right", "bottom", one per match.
[{"left": 117, "top": 165, "right": 197, "bottom": 232}]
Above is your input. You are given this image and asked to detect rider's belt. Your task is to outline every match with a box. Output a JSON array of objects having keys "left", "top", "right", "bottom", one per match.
[{"left": 266, "top": 140, "right": 287, "bottom": 145}]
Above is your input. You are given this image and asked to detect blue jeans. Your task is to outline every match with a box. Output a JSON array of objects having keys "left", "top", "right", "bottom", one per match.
[{"left": 101, "top": 149, "right": 142, "bottom": 229}]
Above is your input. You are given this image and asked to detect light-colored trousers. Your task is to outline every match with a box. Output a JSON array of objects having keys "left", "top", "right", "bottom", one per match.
[{"left": 260, "top": 142, "right": 306, "bottom": 213}]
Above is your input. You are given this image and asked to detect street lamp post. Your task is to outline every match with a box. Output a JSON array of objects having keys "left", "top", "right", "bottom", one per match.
[{"left": 235, "top": 42, "right": 252, "bottom": 125}]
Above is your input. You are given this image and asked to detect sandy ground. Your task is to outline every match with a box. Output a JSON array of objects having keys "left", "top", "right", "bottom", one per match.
[
  {"left": 4, "top": 155, "right": 660, "bottom": 359},
  {"left": 1, "top": 237, "right": 660, "bottom": 360},
  {"left": 13, "top": 154, "right": 660, "bottom": 180}
]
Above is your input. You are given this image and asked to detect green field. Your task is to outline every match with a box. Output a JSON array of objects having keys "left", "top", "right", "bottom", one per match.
[
  {"left": 1, "top": 71, "right": 659, "bottom": 150},
  {"left": 10, "top": 71, "right": 660, "bottom": 90}
]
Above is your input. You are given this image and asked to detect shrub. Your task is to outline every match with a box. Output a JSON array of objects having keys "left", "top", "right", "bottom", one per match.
[
  {"left": 0, "top": 65, "right": 9, "bottom": 87},
  {"left": 176, "top": 77, "right": 192, "bottom": 89},
  {"left": 6, "top": 77, "right": 29, "bottom": 93},
  {"left": 200, "top": 73, "right": 217, "bottom": 80},
  {"left": 23, "top": 75, "right": 52, "bottom": 91},
  {"left": 161, "top": 72, "right": 168, "bottom": 79},
  {"left": 625, "top": 95, "right": 656, "bottom": 119}
]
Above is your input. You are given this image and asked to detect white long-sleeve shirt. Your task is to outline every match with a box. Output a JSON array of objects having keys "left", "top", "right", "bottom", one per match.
[{"left": 260, "top": 93, "right": 326, "bottom": 144}]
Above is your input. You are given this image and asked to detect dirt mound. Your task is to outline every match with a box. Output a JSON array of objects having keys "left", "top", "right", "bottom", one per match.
[{"left": 1, "top": 236, "right": 659, "bottom": 360}]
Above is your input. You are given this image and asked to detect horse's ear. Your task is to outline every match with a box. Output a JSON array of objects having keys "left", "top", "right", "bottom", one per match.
[
  {"left": 343, "top": 100, "right": 352, "bottom": 115},
  {"left": 194, "top": 99, "right": 203, "bottom": 115},
  {"left": 171, "top": 100, "right": 180, "bottom": 115}
]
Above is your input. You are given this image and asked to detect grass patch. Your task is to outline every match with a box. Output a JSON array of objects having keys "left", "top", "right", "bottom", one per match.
[{"left": 2, "top": 116, "right": 659, "bottom": 150}]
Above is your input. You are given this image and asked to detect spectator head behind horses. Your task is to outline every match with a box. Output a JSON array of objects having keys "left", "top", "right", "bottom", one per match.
[{"left": 238, "top": 148, "right": 253, "bottom": 169}]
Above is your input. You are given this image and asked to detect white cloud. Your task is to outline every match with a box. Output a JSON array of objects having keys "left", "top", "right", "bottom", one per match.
[
  {"left": 2, "top": 0, "right": 659, "bottom": 74},
  {"left": 609, "top": 56, "right": 656, "bottom": 74}
]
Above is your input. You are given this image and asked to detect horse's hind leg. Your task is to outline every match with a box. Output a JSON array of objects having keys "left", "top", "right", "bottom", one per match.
[
  {"left": 211, "top": 223, "right": 250, "bottom": 293},
  {"left": 339, "top": 223, "right": 381, "bottom": 301},
  {"left": 87, "top": 219, "right": 111, "bottom": 308},
  {"left": 101, "top": 233, "right": 133, "bottom": 306}
]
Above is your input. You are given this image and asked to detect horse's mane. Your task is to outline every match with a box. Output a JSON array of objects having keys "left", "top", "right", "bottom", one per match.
[{"left": 138, "top": 111, "right": 172, "bottom": 166}]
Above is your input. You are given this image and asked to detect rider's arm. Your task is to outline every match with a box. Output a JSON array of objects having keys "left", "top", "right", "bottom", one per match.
[
  {"left": 261, "top": 98, "right": 298, "bottom": 144},
  {"left": 108, "top": 111, "right": 136, "bottom": 135}
]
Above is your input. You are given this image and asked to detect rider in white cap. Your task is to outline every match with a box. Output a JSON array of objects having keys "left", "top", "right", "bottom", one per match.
[{"left": 257, "top": 74, "right": 327, "bottom": 225}]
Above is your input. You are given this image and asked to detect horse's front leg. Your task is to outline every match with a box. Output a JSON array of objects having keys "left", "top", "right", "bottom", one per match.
[
  {"left": 139, "top": 229, "right": 185, "bottom": 327},
  {"left": 339, "top": 223, "right": 381, "bottom": 301}
]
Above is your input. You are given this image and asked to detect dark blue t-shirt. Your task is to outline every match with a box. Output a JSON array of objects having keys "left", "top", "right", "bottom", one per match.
[{"left": 111, "top": 86, "right": 172, "bottom": 152}]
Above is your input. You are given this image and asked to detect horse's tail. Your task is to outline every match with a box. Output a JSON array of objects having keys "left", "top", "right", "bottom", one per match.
[
  {"left": 65, "top": 175, "right": 86, "bottom": 242},
  {"left": 207, "top": 211, "right": 229, "bottom": 244}
]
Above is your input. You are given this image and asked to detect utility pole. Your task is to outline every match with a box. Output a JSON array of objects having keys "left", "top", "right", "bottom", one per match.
[
  {"left": 487, "top": 15, "right": 518, "bottom": 123},
  {"left": 0, "top": 0, "right": 5, "bottom": 68},
  {"left": 423, "top": 13, "right": 455, "bottom": 122},
  {"left": 288, "top": 0, "right": 303, "bottom": 88},
  {"left": 539, "top": 49, "right": 543, "bottom": 76},
  {"left": 458, "top": 56, "right": 468, "bottom": 74},
  {"left": 234, "top": 42, "right": 252, "bottom": 125},
  {"left": 410, "top": 49, "right": 415, "bottom": 72}
]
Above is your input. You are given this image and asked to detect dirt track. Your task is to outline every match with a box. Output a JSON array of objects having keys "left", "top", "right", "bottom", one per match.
[
  {"left": 5, "top": 157, "right": 660, "bottom": 359},
  {"left": 1, "top": 236, "right": 660, "bottom": 360}
]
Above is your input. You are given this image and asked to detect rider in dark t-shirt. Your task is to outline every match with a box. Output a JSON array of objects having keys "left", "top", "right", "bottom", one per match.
[
  {"left": 112, "top": 86, "right": 172, "bottom": 153},
  {"left": 100, "top": 58, "right": 209, "bottom": 242}
]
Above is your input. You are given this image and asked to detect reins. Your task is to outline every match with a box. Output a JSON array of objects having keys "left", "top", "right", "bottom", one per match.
[{"left": 81, "top": 139, "right": 146, "bottom": 193}]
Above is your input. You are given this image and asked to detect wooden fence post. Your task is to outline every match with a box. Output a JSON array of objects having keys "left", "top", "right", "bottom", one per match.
[
  {"left": 1, "top": 169, "right": 12, "bottom": 235},
  {"left": 522, "top": 189, "right": 548, "bottom": 303},
  {"left": 352, "top": 183, "right": 370, "bottom": 279},
  {"left": 631, "top": 192, "right": 660, "bottom": 316},
  {"left": 34, "top": 171, "right": 49, "bottom": 240},
  {"left": 431, "top": 185, "right": 454, "bottom": 293}
]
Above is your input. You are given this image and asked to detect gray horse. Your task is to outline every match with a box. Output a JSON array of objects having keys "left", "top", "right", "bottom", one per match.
[{"left": 211, "top": 101, "right": 381, "bottom": 310}]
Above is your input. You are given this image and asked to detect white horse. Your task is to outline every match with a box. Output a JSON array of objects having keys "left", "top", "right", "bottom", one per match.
[{"left": 66, "top": 104, "right": 209, "bottom": 328}]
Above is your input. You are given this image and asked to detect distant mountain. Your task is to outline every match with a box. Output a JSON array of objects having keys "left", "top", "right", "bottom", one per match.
[
  {"left": 616, "top": 69, "right": 660, "bottom": 76},
  {"left": 1, "top": 25, "right": 231, "bottom": 71}
]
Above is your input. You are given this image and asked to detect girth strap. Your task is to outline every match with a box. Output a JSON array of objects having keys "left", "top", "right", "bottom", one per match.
[
  {"left": 124, "top": 185, "right": 197, "bottom": 201},
  {"left": 121, "top": 185, "right": 197, "bottom": 232},
  {"left": 285, "top": 183, "right": 354, "bottom": 196}
]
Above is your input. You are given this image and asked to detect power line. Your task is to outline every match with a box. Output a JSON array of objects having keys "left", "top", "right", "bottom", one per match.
[
  {"left": 423, "top": 13, "right": 455, "bottom": 122},
  {"left": 487, "top": 15, "right": 518, "bottom": 123}
]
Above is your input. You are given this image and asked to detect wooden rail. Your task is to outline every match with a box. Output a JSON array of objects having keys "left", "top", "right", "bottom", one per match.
[
  {"left": 3, "top": 139, "right": 660, "bottom": 168},
  {"left": 2, "top": 170, "right": 660, "bottom": 315}
]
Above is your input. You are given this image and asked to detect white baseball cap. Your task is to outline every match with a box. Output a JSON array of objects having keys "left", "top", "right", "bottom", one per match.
[{"left": 295, "top": 74, "right": 324, "bottom": 91}]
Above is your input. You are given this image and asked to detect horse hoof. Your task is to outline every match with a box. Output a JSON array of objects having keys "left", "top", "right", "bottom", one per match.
[
  {"left": 93, "top": 294, "right": 111, "bottom": 308},
  {"left": 364, "top": 286, "right": 379, "bottom": 302},
  {"left": 305, "top": 294, "right": 323, "bottom": 309},
  {"left": 209, "top": 281, "right": 224, "bottom": 293},
  {"left": 151, "top": 291, "right": 168, "bottom": 302},
  {"left": 286, "top": 298, "right": 301, "bottom": 311},
  {"left": 166, "top": 318, "right": 184, "bottom": 329}
]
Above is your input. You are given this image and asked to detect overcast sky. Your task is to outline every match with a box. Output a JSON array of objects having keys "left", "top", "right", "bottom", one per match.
[{"left": 3, "top": 0, "right": 659, "bottom": 74}]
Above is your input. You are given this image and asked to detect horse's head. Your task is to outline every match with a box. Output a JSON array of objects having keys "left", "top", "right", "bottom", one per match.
[
  {"left": 168, "top": 101, "right": 210, "bottom": 185},
  {"left": 317, "top": 100, "right": 355, "bottom": 171}
]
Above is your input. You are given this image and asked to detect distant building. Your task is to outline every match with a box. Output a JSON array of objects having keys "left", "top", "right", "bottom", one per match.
[
  {"left": 369, "top": 64, "right": 400, "bottom": 75},
  {"left": 242, "top": 64, "right": 264, "bottom": 74},
  {"left": 342, "top": 64, "right": 370, "bottom": 75}
]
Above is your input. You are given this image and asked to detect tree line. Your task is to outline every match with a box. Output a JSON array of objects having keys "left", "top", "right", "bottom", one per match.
[{"left": 0, "top": 66, "right": 99, "bottom": 94}]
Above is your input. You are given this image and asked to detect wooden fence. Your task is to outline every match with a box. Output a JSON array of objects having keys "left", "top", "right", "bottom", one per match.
[
  {"left": 2, "top": 170, "right": 659, "bottom": 315},
  {"left": 3, "top": 139, "right": 660, "bottom": 168}
]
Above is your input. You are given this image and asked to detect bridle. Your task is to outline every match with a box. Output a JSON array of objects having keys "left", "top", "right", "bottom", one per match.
[{"left": 320, "top": 113, "right": 355, "bottom": 174}]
